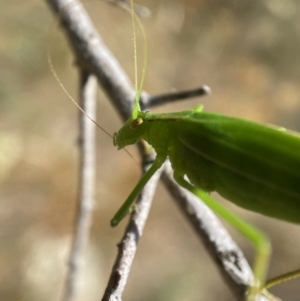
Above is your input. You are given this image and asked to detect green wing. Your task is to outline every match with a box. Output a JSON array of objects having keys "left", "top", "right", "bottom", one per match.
[{"left": 175, "top": 111, "right": 300, "bottom": 223}]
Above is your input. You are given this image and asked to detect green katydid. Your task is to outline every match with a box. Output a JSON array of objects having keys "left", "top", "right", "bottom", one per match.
[
  {"left": 47, "top": 0, "right": 300, "bottom": 300},
  {"left": 109, "top": 1, "right": 300, "bottom": 300}
]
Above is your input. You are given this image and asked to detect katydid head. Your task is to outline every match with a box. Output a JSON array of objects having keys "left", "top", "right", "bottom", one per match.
[{"left": 113, "top": 112, "right": 147, "bottom": 149}]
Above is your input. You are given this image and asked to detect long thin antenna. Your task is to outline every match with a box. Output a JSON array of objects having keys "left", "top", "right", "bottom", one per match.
[
  {"left": 46, "top": 3, "right": 113, "bottom": 139},
  {"left": 47, "top": 52, "right": 113, "bottom": 139},
  {"left": 130, "top": 0, "right": 138, "bottom": 96},
  {"left": 124, "top": 0, "right": 147, "bottom": 118}
]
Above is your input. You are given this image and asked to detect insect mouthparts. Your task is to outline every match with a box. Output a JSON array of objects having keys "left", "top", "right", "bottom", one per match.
[{"left": 113, "top": 132, "right": 118, "bottom": 146}]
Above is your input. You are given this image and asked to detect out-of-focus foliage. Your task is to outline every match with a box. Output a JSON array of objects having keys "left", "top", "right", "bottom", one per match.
[{"left": 1, "top": 0, "right": 300, "bottom": 301}]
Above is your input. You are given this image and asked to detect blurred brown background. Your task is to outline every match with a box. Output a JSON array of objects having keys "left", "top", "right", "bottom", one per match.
[{"left": 1, "top": 0, "right": 300, "bottom": 300}]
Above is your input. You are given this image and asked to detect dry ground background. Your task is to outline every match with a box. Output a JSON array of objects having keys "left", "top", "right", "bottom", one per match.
[{"left": 1, "top": 0, "right": 300, "bottom": 300}]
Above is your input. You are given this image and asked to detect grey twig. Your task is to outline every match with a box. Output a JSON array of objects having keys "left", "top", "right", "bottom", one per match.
[
  {"left": 141, "top": 85, "right": 212, "bottom": 109},
  {"left": 102, "top": 153, "right": 163, "bottom": 301},
  {"left": 61, "top": 71, "right": 97, "bottom": 301},
  {"left": 45, "top": 0, "right": 273, "bottom": 301}
]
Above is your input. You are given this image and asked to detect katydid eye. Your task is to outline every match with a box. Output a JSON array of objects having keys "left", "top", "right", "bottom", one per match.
[{"left": 130, "top": 118, "right": 143, "bottom": 129}]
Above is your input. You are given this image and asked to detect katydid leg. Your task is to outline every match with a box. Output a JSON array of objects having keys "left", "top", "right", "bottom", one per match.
[
  {"left": 111, "top": 155, "right": 166, "bottom": 227},
  {"left": 174, "top": 173, "right": 271, "bottom": 301},
  {"left": 265, "top": 269, "right": 300, "bottom": 290}
]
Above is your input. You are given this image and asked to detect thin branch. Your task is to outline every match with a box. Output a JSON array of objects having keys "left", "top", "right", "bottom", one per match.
[
  {"left": 62, "top": 71, "right": 97, "bottom": 301},
  {"left": 45, "top": 1, "right": 274, "bottom": 301},
  {"left": 141, "top": 85, "right": 212, "bottom": 109},
  {"left": 102, "top": 153, "right": 163, "bottom": 301}
]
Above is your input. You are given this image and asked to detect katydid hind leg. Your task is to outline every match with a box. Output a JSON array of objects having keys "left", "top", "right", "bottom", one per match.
[
  {"left": 173, "top": 173, "right": 271, "bottom": 301},
  {"left": 111, "top": 155, "right": 166, "bottom": 227},
  {"left": 265, "top": 269, "right": 300, "bottom": 290}
]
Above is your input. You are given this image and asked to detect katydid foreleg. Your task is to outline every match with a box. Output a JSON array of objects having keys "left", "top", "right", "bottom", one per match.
[{"left": 111, "top": 154, "right": 166, "bottom": 227}]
